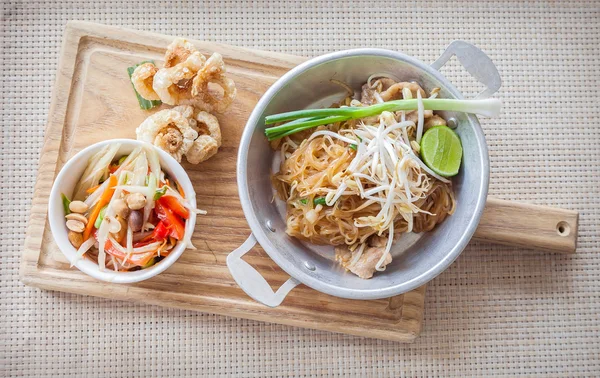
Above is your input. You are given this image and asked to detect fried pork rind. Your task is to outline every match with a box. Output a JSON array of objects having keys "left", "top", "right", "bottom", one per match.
[
  {"left": 190, "top": 53, "right": 237, "bottom": 113},
  {"left": 132, "top": 38, "right": 237, "bottom": 113},
  {"left": 135, "top": 108, "right": 198, "bottom": 162},
  {"left": 133, "top": 39, "right": 233, "bottom": 164},
  {"left": 131, "top": 63, "right": 161, "bottom": 101},
  {"left": 136, "top": 105, "right": 222, "bottom": 164},
  {"left": 164, "top": 38, "right": 198, "bottom": 68},
  {"left": 185, "top": 110, "right": 222, "bottom": 164},
  {"left": 152, "top": 51, "right": 207, "bottom": 106}
]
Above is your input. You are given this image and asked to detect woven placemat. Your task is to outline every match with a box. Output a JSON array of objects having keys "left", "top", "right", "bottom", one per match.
[{"left": 2, "top": 0, "right": 599, "bottom": 376}]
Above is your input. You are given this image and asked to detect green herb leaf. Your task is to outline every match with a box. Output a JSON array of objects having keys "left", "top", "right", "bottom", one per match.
[
  {"left": 127, "top": 61, "right": 162, "bottom": 110},
  {"left": 94, "top": 205, "right": 108, "bottom": 229},
  {"left": 299, "top": 198, "right": 308, "bottom": 205},
  {"left": 349, "top": 144, "right": 357, "bottom": 151},
  {"left": 142, "top": 257, "right": 157, "bottom": 269},
  {"left": 61, "top": 193, "right": 71, "bottom": 215},
  {"left": 154, "top": 186, "right": 168, "bottom": 200},
  {"left": 313, "top": 197, "right": 327, "bottom": 206},
  {"left": 118, "top": 155, "right": 128, "bottom": 165}
]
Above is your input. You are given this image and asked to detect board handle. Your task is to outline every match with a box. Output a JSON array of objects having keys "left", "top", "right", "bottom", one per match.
[
  {"left": 226, "top": 234, "right": 300, "bottom": 307},
  {"left": 473, "top": 197, "right": 579, "bottom": 253}
]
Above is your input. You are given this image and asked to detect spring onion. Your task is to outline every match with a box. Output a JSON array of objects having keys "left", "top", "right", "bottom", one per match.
[
  {"left": 299, "top": 197, "right": 328, "bottom": 206},
  {"left": 127, "top": 61, "right": 162, "bottom": 110},
  {"left": 267, "top": 115, "right": 351, "bottom": 140},
  {"left": 94, "top": 205, "right": 108, "bottom": 229},
  {"left": 118, "top": 155, "right": 128, "bottom": 165},
  {"left": 143, "top": 257, "right": 157, "bottom": 269},
  {"left": 264, "top": 98, "right": 501, "bottom": 141},
  {"left": 61, "top": 193, "right": 71, "bottom": 215},
  {"left": 153, "top": 186, "right": 168, "bottom": 200},
  {"left": 313, "top": 197, "right": 327, "bottom": 206}
]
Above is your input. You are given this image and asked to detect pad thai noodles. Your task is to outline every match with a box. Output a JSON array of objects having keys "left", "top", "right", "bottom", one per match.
[
  {"left": 62, "top": 143, "right": 205, "bottom": 271},
  {"left": 269, "top": 76, "right": 459, "bottom": 279}
]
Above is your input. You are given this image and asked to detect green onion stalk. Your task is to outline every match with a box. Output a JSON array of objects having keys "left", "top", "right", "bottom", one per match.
[{"left": 264, "top": 98, "right": 501, "bottom": 141}]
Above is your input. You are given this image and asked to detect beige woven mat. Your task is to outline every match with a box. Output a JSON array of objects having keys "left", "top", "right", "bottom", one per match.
[{"left": 2, "top": 0, "right": 599, "bottom": 376}]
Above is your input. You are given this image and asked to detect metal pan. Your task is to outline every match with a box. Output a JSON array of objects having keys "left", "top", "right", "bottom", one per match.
[{"left": 228, "top": 41, "right": 501, "bottom": 307}]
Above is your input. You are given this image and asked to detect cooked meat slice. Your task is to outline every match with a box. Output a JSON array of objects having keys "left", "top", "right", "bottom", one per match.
[
  {"left": 335, "top": 243, "right": 392, "bottom": 279},
  {"left": 378, "top": 78, "right": 396, "bottom": 91},
  {"left": 360, "top": 83, "right": 378, "bottom": 105},
  {"left": 361, "top": 78, "right": 398, "bottom": 105},
  {"left": 424, "top": 114, "right": 447, "bottom": 129},
  {"left": 368, "top": 235, "right": 387, "bottom": 247},
  {"left": 380, "top": 82, "right": 426, "bottom": 101}
]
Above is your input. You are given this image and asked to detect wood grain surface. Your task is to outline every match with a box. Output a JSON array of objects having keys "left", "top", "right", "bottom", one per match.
[
  {"left": 475, "top": 197, "right": 578, "bottom": 253},
  {"left": 20, "top": 21, "right": 578, "bottom": 343}
]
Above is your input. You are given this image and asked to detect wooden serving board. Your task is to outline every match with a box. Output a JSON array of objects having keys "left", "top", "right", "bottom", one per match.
[{"left": 21, "top": 21, "right": 578, "bottom": 343}]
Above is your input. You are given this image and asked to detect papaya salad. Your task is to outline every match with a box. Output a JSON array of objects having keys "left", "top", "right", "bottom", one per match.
[{"left": 62, "top": 142, "right": 204, "bottom": 271}]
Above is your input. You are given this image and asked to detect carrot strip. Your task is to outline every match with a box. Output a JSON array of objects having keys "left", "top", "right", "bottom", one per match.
[
  {"left": 176, "top": 180, "right": 185, "bottom": 197},
  {"left": 83, "top": 175, "right": 117, "bottom": 241},
  {"left": 86, "top": 184, "right": 101, "bottom": 194}
]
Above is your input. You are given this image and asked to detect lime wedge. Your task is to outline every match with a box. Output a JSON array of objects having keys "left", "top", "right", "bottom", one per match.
[{"left": 420, "top": 126, "right": 463, "bottom": 177}]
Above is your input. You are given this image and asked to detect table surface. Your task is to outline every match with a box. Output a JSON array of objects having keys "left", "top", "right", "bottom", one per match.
[{"left": 2, "top": 1, "right": 599, "bottom": 376}]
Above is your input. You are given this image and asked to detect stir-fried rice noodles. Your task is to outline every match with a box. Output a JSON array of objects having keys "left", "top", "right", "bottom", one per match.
[{"left": 271, "top": 77, "right": 456, "bottom": 279}]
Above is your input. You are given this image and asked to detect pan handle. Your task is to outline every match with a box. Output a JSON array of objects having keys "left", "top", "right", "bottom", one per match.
[
  {"left": 226, "top": 234, "right": 301, "bottom": 308},
  {"left": 431, "top": 40, "right": 501, "bottom": 99}
]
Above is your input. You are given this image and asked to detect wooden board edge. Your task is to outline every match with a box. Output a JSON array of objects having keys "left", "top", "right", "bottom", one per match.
[
  {"left": 67, "top": 21, "right": 307, "bottom": 68},
  {"left": 20, "top": 21, "right": 85, "bottom": 283},
  {"left": 400, "top": 285, "right": 427, "bottom": 337},
  {"left": 23, "top": 273, "right": 421, "bottom": 343}
]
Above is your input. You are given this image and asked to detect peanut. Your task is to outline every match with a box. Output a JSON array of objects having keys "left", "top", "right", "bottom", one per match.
[{"left": 69, "top": 200, "right": 89, "bottom": 214}]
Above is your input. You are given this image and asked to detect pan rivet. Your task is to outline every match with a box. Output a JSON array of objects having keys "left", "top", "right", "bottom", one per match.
[
  {"left": 266, "top": 220, "right": 275, "bottom": 232},
  {"left": 304, "top": 261, "right": 316, "bottom": 271},
  {"left": 448, "top": 117, "right": 457, "bottom": 128}
]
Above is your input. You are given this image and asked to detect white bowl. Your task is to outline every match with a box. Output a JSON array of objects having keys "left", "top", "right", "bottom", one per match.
[{"left": 48, "top": 139, "right": 197, "bottom": 283}]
